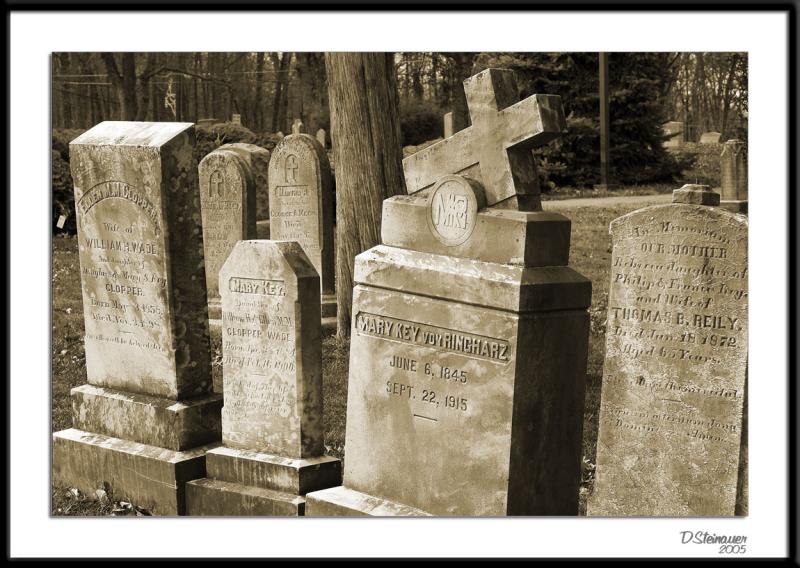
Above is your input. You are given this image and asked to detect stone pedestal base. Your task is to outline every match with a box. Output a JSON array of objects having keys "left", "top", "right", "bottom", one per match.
[
  {"left": 52, "top": 428, "right": 219, "bottom": 515},
  {"left": 306, "top": 486, "right": 432, "bottom": 516},
  {"left": 185, "top": 446, "right": 342, "bottom": 516},
  {"left": 720, "top": 200, "right": 748, "bottom": 214},
  {"left": 70, "top": 384, "right": 222, "bottom": 450}
]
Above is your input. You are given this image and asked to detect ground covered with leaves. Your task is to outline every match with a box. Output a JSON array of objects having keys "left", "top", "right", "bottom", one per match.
[{"left": 51, "top": 197, "right": 657, "bottom": 516}]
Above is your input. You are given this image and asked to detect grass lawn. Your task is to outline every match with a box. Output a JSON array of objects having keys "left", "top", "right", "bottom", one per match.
[{"left": 51, "top": 198, "right": 653, "bottom": 516}]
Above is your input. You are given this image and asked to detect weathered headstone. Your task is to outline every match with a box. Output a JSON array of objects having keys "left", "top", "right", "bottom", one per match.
[
  {"left": 720, "top": 139, "right": 748, "bottom": 214},
  {"left": 219, "top": 142, "right": 272, "bottom": 223},
  {"left": 197, "top": 118, "right": 220, "bottom": 128},
  {"left": 53, "top": 122, "right": 222, "bottom": 515},
  {"left": 306, "top": 69, "right": 590, "bottom": 516},
  {"left": 443, "top": 112, "right": 454, "bottom": 138},
  {"left": 199, "top": 148, "right": 257, "bottom": 322},
  {"left": 588, "top": 184, "right": 748, "bottom": 516},
  {"left": 662, "top": 121, "right": 684, "bottom": 148},
  {"left": 700, "top": 131, "right": 722, "bottom": 144},
  {"left": 276, "top": 131, "right": 285, "bottom": 140},
  {"left": 268, "top": 134, "right": 336, "bottom": 325},
  {"left": 316, "top": 128, "right": 326, "bottom": 148},
  {"left": 231, "top": 113, "right": 242, "bottom": 125},
  {"left": 292, "top": 119, "right": 305, "bottom": 135},
  {"left": 185, "top": 241, "right": 341, "bottom": 515}
]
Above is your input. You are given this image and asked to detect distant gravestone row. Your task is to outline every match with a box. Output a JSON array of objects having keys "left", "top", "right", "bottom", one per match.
[{"left": 53, "top": 67, "right": 748, "bottom": 518}]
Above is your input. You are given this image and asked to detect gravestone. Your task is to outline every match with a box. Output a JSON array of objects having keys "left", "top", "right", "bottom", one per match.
[
  {"left": 276, "top": 131, "right": 285, "bottom": 140},
  {"left": 292, "top": 119, "right": 305, "bottom": 135},
  {"left": 197, "top": 118, "right": 220, "bottom": 128},
  {"left": 268, "top": 133, "right": 336, "bottom": 327},
  {"left": 720, "top": 139, "right": 748, "bottom": 214},
  {"left": 700, "top": 131, "right": 722, "bottom": 144},
  {"left": 199, "top": 148, "right": 257, "bottom": 323},
  {"left": 588, "top": 184, "right": 748, "bottom": 516},
  {"left": 219, "top": 142, "right": 272, "bottom": 224},
  {"left": 443, "top": 112, "right": 454, "bottom": 138},
  {"left": 316, "top": 128, "right": 327, "bottom": 148},
  {"left": 185, "top": 241, "right": 341, "bottom": 515},
  {"left": 306, "top": 69, "right": 590, "bottom": 516},
  {"left": 662, "top": 121, "right": 684, "bottom": 148},
  {"left": 231, "top": 113, "right": 242, "bottom": 125},
  {"left": 53, "top": 122, "right": 222, "bottom": 515}
]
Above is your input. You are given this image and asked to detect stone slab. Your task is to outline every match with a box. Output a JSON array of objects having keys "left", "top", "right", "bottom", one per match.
[
  {"left": 589, "top": 203, "right": 748, "bottom": 516},
  {"left": 185, "top": 478, "right": 304, "bottom": 516},
  {"left": 355, "top": 245, "right": 591, "bottom": 314},
  {"left": 70, "top": 121, "right": 212, "bottom": 400},
  {"left": 52, "top": 428, "right": 217, "bottom": 515},
  {"left": 305, "top": 486, "right": 432, "bottom": 517},
  {"left": 381, "top": 194, "right": 571, "bottom": 266},
  {"left": 70, "top": 384, "right": 222, "bottom": 451},
  {"left": 206, "top": 446, "right": 341, "bottom": 495}
]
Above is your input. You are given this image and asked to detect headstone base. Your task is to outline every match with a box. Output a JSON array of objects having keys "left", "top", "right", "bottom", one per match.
[
  {"left": 185, "top": 478, "right": 305, "bottom": 516},
  {"left": 720, "top": 200, "right": 748, "bottom": 214},
  {"left": 185, "top": 446, "right": 342, "bottom": 516},
  {"left": 52, "top": 428, "right": 218, "bottom": 515},
  {"left": 70, "top": 384, "right": 222, "bottom": 450},
  {"left": 305, "top": 486, "right": 432, "bottom": 516}
]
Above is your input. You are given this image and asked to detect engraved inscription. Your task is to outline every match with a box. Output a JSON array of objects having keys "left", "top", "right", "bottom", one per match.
[{"left": 355, "top": 312, "right": 510, "bottom": 363}]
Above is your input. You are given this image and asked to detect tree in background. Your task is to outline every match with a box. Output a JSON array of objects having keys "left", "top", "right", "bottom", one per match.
[
  {"left": 326, "top": 52, "right": 405, "bottom": 337},
  {"left": 472, "top": 52, "right": 684, "bottom": 187},
  {"left": 665, "top": 53, "right": 747, "bottom": 142}
]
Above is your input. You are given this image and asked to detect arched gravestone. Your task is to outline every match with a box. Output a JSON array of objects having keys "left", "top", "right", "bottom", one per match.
[
  {"left": 219, "top": 142, "right": 271, "bottom": 221},
  {"left": 588, "top": 185, "right": 748, "bottom": 516},
  {"left": 199, "top": 148, "right": 257, "bottom": 320},
  {"left": 53, "top": 121, "right": 222, "bottom": 516},
  {"left": 268, "top": 134, "right": 336, "bottom": 324},
  {"left": 185, "top": 241, "right": 341, "bottom": 516},
  {"left": 306, "top": 69, "right": 590, "bottom": 517}
]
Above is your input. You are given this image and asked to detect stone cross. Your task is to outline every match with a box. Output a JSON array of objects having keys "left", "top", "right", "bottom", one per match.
[
  {"left": 402, "top": 68, "right": 566, "bottom": 211},
  {"left": 292, "top": 119, "right": 305, "bottom": 135}
]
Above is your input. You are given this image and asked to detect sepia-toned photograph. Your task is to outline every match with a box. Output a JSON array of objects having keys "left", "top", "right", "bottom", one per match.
[
  {"left": 8, "top": 7, "right": 792, "bottom": 561},
  {"left": 50, "top": 50, "right": 749, "bottom": 518}
]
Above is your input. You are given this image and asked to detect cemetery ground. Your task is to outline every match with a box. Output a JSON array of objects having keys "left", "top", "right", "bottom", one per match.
[{"left": 51, "top": 194, "right": 671, "bottom": 517}]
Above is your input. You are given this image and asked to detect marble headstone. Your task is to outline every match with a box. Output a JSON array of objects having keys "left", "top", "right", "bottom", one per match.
[
  {"left": 185, "top": 240, "right": 341, "bottom": 516},
  {"left": 316, "top": 128, "right": 327, "bottom": 148},
  {"left": 219, "top": 142, "right": 272, "bottom": 225},
  {"left": 199, "top": 148, "right": 257, "bottom": 320},
  {"left": 720, "top": 139, "right": 748, "bottom": 214},
  {"left": 53, "top": 122, "right": 222, "bottom": 515},
  {"left": 268, "top": 134, "right": 335, "bottom": 297},
  {"left": 306, "top": 69, "right": 590, "bottom": 517},
  {"left": 588, "top": 184, "right": 748, "bottom": 516}
]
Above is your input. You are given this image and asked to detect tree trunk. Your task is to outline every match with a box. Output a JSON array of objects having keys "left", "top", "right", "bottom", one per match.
[
  {"left": 325, "top": 52, "right": 406, "bottom": 336},
  {"left": 270, "top": 52, "right": 292, "bottom": 132}
]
